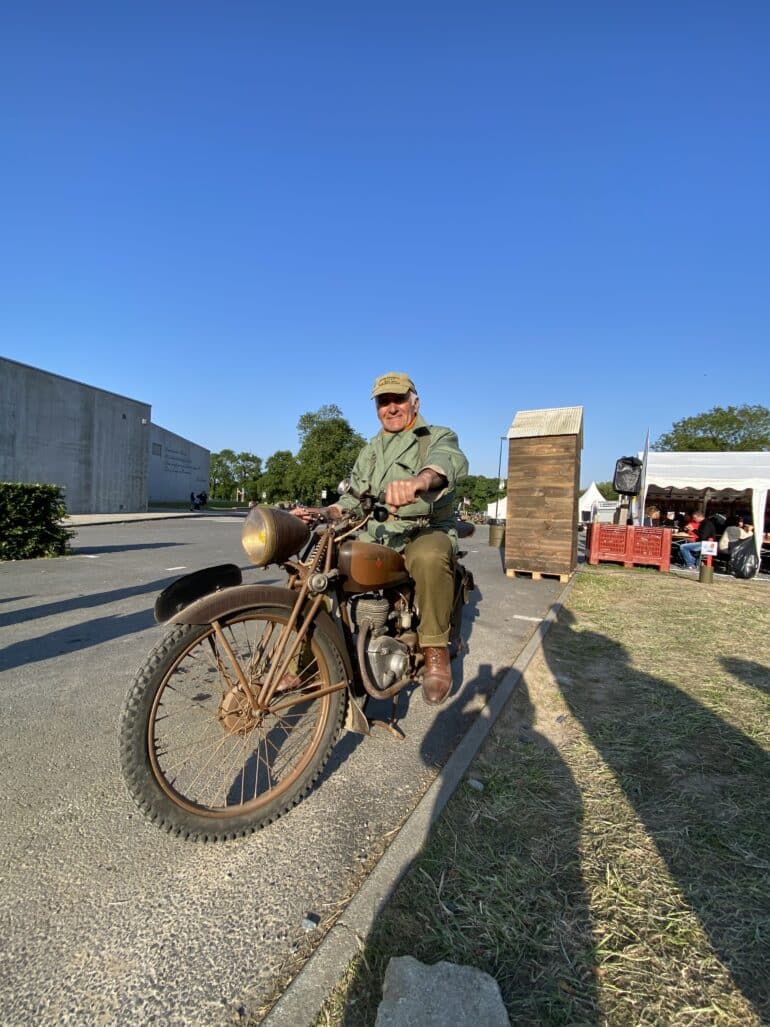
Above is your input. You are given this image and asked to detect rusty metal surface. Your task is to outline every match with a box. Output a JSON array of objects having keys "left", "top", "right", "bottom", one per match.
[
  {"left": 154, "top": 562, "right": 243, "bottom": 622},
  {"left": 171, "top": 583, "right": 297, "bottom": 624},
  {"left": 241, "top": 506, "right": 311, "bottom": 567},
  {"left": 338, "top": 539, "right": 409, "bottom": 591}
]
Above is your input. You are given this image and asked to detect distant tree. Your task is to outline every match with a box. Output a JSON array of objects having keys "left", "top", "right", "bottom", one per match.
[
  {"left": 295, "top": 406, "right": 365, "bottom": 505},
  {"left": 297, "top": 405, "right": 346, "bottom": 444},
  {"left": 209, "top": 449, "right": 237, "bottom": 500},
  {"left": 232, "top": 451, "right": 263, "bottom": 500},
  {"left": 260, "top": 450, "right": 299, "bottom": 504},
  {"left": 456, "top": 474, "right": 501, "bottom": 513},
  {"left": 595, "top": 481, "right": 619, "bottom": 500},
  {"left": 655, "top": 404, "right": 770, "bottom": 452},
  {"left": 209, "top": 449, "right": 263, "bottom": 501}
]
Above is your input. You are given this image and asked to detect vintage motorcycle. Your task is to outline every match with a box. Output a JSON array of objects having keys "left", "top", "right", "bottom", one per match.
[{"left": 118, "top": 488, "right": 475, "bottom": 841}]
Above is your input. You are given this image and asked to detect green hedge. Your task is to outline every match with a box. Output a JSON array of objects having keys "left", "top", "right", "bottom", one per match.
[{"left": 0, "top": 483, "right": 74, "bottom": 560}]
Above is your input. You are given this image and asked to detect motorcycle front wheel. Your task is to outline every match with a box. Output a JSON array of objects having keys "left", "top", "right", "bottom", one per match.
[{"left": 119, "top": 606, "right": 347, "bottom": 841}]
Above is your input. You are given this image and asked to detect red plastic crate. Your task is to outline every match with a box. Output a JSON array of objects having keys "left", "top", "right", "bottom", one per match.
[{"left": 587, "top": 525, "right": 671, "bottom": 572}]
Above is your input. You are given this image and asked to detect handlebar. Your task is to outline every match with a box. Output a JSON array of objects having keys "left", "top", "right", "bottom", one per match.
[
  {"left": 290, "top": 487, "right": 389, "bottom": 529},
  {"left": 338, "top": 483, "right": 389, "bottom": 521},
  {"left": 309, "top": 482, "right": 474, "bottom": 535}
]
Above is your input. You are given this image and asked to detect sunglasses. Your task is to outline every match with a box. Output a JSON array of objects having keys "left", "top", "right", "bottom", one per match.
[{"left": 375, "top": 393, "right": 412, "bottom": 406}]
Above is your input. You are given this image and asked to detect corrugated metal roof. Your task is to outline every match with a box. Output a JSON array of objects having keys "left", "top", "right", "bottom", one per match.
[{"left": 507, "top": 406, "right": 584, "bottom": 441}]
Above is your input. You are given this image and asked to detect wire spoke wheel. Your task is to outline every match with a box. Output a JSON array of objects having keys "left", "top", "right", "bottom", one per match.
[{"left": 119, "top": 607, "right": 346, "bottom": 840}]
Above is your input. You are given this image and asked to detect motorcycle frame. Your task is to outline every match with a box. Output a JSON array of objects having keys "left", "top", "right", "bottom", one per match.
[{"left": 168, "top": 530, "right": 372, "bottom": 735}]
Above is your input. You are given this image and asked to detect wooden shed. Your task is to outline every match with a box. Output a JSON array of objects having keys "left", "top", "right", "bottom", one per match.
[{"left": 504, "top": 406, "right": 583, "bottom": 581}]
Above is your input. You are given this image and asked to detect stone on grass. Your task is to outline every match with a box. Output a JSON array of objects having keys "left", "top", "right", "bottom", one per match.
[{"left": 375, "top": 955, "right": 509, "bottom": 1027}]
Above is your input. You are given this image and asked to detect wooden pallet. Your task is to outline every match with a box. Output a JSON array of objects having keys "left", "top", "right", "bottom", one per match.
[{"left": 506, "top": 568, "right": 571, "bottom": 583}]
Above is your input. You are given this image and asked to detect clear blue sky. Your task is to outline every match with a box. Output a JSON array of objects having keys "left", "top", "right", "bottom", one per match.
[{"left": 2, "top": 1, "right": 769, "bottom": 485}]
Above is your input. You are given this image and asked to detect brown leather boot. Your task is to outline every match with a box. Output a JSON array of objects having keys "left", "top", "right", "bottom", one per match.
[{"left": 421, "top": 646, "right": 452, "bottom": 705}]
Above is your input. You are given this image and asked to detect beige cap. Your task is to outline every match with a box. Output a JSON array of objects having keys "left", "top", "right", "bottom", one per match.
[{"left": 371, "top": 372, "right": 417, "bottom": 398}]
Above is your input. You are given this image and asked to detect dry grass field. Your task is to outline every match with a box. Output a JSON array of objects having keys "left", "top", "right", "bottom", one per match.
[{"left": 316, "top": 566, "right": 770, "bottom": 1026}]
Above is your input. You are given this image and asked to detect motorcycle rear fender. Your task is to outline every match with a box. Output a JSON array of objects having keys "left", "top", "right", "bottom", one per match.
[{"left": 168, "top": 584, "right": 369, "bottom": 736}]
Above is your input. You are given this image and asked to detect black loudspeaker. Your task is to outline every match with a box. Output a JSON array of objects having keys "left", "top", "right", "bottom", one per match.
[{"left": 613, "top": 456, "right": 643, "bottom": 495}]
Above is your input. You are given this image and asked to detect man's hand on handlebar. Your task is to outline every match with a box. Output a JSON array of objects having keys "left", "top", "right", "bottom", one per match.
[
  {"left": 291, "top": 467, "right": 448, "bottom": 522},
  {"left": 290, "top": 504, "right": 343, "bottom": 525},
  {"left": 384, "top": 469, "right": 447, "bottom": 514}
]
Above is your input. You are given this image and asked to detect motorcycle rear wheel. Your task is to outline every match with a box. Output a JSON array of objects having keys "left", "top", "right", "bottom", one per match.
[{"left": 119, "top": 606, "right": 347, "bottom": 841}]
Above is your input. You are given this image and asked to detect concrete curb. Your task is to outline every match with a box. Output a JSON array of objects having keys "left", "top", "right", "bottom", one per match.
[{"left": 263, "top": 574, "right": 579, "bottom": 1027}]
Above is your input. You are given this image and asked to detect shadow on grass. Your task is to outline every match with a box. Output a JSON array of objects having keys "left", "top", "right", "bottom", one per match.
[
  {"left": 544, "top": 606, "right": 770, "bottom": 1020},
  {"left": 720, "top": 656, "right": 770, "bottom": 695}
]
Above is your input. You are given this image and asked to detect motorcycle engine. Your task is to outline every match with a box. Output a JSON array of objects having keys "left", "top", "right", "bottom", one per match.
[
  {"left": 366, "top": 635, "right": 410, "bottom": 690},
  {"left": 351, "top": 594, "right": 411, "bottom": 690},
  {"left": 352, "top": 596, "right": 390, "bottom": 631}
]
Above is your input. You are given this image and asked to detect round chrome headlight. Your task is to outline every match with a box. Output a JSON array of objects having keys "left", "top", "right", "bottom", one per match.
[{"left": 241, "top": 506, "right": 311, "bottom": 567}]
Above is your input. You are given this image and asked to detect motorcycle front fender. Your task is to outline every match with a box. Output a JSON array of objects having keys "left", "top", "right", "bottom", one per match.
[
  {"left": 167, "top": 583, "right": 367, "bottom": 733},
  {"left": 169, "top": 582, "right": 297, "bottom": 626},
  {"left": 154, "top": 563, "right": 242, "bottom": 623}
]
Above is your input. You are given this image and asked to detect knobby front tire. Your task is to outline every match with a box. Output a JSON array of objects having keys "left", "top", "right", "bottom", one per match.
[{"left": 118, "top": 607, "right": 347, "bottom": 841}]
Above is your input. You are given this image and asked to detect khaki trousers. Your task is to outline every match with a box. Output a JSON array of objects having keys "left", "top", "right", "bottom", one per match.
[{"left": 403, "top": 529, "right": 455, "bottom": 647}]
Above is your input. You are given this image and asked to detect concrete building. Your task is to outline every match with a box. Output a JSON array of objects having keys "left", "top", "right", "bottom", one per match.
[
  {"left": 0, "top": 356, "right": 209, "bottom": 514},
  {"left": 148, "top": 424, "right": 209, "bottom": 505}
]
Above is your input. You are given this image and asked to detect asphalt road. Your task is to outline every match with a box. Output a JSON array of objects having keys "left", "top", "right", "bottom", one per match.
[{"left": 0, "top": 517, "right": 563, "bottom": 1025}]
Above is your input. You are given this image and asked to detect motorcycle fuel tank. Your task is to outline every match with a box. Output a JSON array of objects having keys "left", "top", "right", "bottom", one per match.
[{"left": 338, "top": 540, "right": 410, "bottom": 592}]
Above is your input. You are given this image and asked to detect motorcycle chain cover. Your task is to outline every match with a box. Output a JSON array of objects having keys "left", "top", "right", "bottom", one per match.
[{"left": 154, "top": 563, "right": 243, "bottom": 623}]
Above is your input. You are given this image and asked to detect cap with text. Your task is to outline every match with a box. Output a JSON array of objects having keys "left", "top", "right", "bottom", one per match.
[{"left": 371, "top": 372, "right": 417, "bottom": 398}]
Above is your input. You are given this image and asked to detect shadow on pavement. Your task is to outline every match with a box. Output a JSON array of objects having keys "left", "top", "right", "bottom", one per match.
[
  {"left": 0, "top": 609, "right": 158, "bottom": 672},
  {"left": 0, "top": 576, "right": 180, "bottom": 629},
  {"left": 71, "top": 542, "right": 188, "bottom": 554},
  {"left": 0, "top": 565, "right": 270, "bottom": 631}
]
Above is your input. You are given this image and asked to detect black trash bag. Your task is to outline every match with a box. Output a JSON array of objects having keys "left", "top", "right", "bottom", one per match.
[{"left": 729, "top": 536, "right": 759, "bottom": 579}]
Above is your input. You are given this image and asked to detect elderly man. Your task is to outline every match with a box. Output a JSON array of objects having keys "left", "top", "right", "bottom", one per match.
[{"left": 292, "top": 372, "right": 469, "bottom": 704}]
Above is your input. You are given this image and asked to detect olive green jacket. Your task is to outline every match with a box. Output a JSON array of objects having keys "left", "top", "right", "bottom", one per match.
[{"left": 336, "top": 414, "right": 469, "bottom": 551}]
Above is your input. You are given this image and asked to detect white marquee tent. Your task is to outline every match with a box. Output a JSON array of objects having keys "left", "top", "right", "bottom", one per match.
[
  {"left": 487, "top": 495, "right": 507, "bottom": 521},
  {"left": 579, "top": 481, "right": 607, "bottom": 521},
  {"left": 640, "top": 451, "right": 770, "bottom": 562}
]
